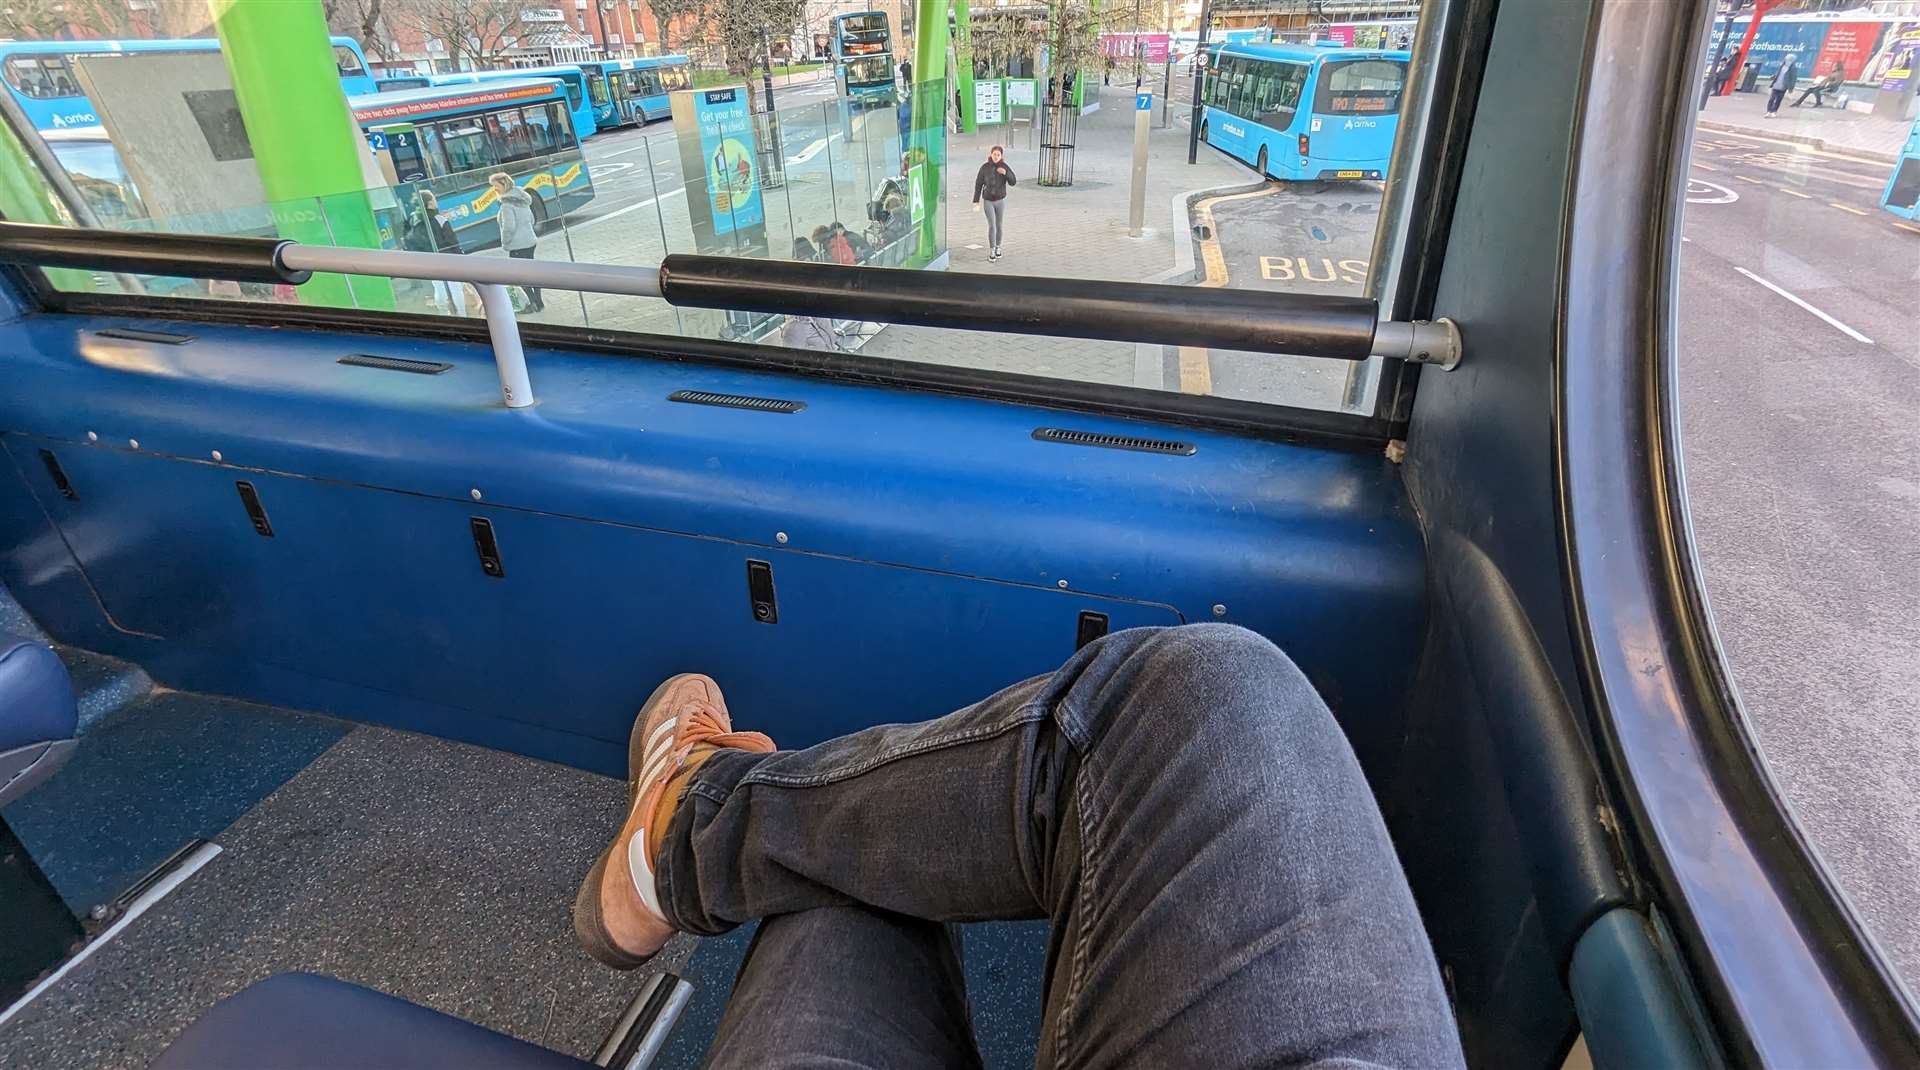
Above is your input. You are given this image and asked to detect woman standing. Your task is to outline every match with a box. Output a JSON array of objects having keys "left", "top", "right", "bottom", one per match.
[
  {"left": 488, "top": 172, "right": 543, "bottom": 312},
  {"left": 402, "top": 189, "right": 466, "bottom": 316},
  {"left": 971, "top": 146, "right": 1015, "bottom": 262}
]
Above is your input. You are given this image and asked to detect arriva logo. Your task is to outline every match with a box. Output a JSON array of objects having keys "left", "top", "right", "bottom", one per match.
[
  {"left": 1221, "top": 121, "right": 1245, "bottom": 138},
  {"left": 49, "top": 111, "right": 100, "bottom": 129},
  {"left": 1342, "top": 119, "right": 1378, "bottom": 130}
]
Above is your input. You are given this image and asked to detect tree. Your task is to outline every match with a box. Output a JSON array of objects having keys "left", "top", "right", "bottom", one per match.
[
  {"left": 696, "top": 0, "right": 806, "bottom": 112},
  {"left": 325, "top": 0, "right": 397, "bottom": 64},
  {"left": 643, "top": 0, "right": 704, "bottom": 55},
  {"left": 0, "top": 0, "right": 78, "bottom": 40},
  {"left": 392, "top": 0, "right": 527, "bottom": 70}
]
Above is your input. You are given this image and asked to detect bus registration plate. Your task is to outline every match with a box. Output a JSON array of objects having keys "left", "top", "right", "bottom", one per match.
[{"left": 1336, "top": 170, "right": 1365, "bottom": 179}]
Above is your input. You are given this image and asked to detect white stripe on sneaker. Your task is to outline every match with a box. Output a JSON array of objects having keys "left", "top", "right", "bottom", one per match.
[{"left": 629, "top": 813, "right": 666, "bottom": 919}]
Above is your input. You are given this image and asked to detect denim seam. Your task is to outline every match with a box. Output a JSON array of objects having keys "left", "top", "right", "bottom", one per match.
[
  {"left": 1055, "top": 746, "right": 1107, "bottom": 1067},
  {"left": 727, "top": 703, "right": 1052, "bottom": 791}
]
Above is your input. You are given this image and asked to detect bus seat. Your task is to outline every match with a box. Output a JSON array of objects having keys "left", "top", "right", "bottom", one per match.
[
  {"left": 0, "top": 634, "right": 77, "bottom": 806},
  {"left": 150, "top": 972, "right": 595, "bottom": 1070}
]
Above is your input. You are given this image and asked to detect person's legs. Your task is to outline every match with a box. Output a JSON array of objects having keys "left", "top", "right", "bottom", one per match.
[
  {"left": 1767, "top": 88, "right": 1786, "bottom": 113},
  {"left": 648, "top": 624, "right": 1461, "bottom": 1068},
  {"left": 983, "top": 198, "right": 1005, "bottom": 253},
  {"left": 508, "top": 247, "right": 542, "bottom": 308},
  {"left": 705, "top": 907, "right": 980, "bottom": 1070}
]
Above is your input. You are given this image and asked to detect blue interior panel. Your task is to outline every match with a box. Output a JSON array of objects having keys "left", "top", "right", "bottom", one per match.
[{"left": 0, "top": 314, "right": 1426, "bottom": 773}]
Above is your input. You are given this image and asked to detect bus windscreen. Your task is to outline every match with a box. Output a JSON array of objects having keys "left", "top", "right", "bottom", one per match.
[{"left": 1313, "top": 59, "right": 1406, "bottom": 115}]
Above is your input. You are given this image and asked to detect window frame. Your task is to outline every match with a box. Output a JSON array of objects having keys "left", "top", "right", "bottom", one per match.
[{"left": 2, "top": 22, "right": 1482, "bottom": 451}]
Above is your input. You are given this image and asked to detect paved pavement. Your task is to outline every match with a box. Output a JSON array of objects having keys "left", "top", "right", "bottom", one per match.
[
  {"left": 1674, "top": 122, "right": 1920, "bottom": 987},
  {"left": 1698, "top": 87, "right": 1914, "bottom": 161}
]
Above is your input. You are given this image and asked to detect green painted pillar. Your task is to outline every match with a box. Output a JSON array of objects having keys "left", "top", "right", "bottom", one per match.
[
  {"left": 908, "top": 0, "right": 952, "bottom": 264},
  {"left": 207, "top": 0, "right": 391, "bottom": 309},
  {"left": 951, "top": 0, "right": 976, "bottom": 134}
]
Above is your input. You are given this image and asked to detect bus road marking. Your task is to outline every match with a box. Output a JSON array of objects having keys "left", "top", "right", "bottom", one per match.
[
  {"left": 1176, "top": 346, "right": 1214, "bottom": 396},
  {"left": 1778, "top": 187, "right": 1810, "bottom": 199},
  {"left": 1687, "top": 179, "right": 1737, "bottom": 204},
  {"left": 1181, "top": 184, "right": 1284, "bottom": 396},
  {"left": 1734, "top": 267, "right": 1873, "bottom": 345},
  {"left": 1692, "top": 161, "right": 1720, "bottom": 172},
  {"left": 1828, "top": 202, "right": 1868, "bottom": 216},
  {"left": 1735, "top": 175, "right": 1765, "bottom": 185},
  {"left": 1896, "top": 222, "right": 1920, "bottom": 236}
]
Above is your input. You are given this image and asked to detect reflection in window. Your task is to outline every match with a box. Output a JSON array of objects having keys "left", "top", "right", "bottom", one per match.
[{"left": 334, "top": 46, "right": 366, "bottom": 77}]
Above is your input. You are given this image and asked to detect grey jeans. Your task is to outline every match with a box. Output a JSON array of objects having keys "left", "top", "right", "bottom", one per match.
[
  {"left": 981, "top": 197, "right": 1006, "bottom": 250},
  {"left": 657, "top": 625, "right": 1463, "bottom": 1069}
]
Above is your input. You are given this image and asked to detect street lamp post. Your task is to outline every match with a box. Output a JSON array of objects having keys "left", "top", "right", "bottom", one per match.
[
  {"left": 760, "top": 23, "right": 777, "bottom": 112},
  {"left": 1186, "top": 0, "right": 1211, "bottom": 164}
]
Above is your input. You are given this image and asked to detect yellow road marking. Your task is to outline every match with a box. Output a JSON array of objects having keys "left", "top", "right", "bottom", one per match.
[
  {"left": 1735, "top": 175, "right": 1764, "bottom": 184},
  {"left": 1692, "top": 161, "right": 1719, "bottom": 172},
  {"left": 1829, "top": 202, "right": 1868, "bottom": 216},
  {"left": 1896, "top": 222, "right": 1920, "bottom": 235},
  {"left": 1779, "top": 187, "right": 1810, "bottom": 199},
  {"left": 1181, "top": 183, "right": 1282, "bottom": 395}
]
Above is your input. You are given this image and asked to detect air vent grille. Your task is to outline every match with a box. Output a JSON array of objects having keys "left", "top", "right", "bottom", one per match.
[
  {"left": 338, "top": 354, "right": 453, "bottom": 375},
  {"left": 1032, "top": 427, "right": 1196, "bottom": 456},
  {"left": 668, "top": 390, "right": 805, "bottom": 414}
]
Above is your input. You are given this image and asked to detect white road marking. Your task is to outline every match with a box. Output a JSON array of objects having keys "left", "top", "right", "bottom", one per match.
[
  {"left": 573, "top": 187, "right": 688, "bottom": 231},
  {"left": 597, "top": 138, "right": 669, "bottom": 160},
  {"left": 1734, "top": 266, "right": 1874, "bottom": 345}
]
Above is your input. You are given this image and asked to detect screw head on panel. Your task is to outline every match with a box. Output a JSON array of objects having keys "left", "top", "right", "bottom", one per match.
[
  {"left": 1212, "top": 604, "right": 1227, "bottom": 617},
  {"left": 471, "top": 488, "right": 483, "bottom": 501}
]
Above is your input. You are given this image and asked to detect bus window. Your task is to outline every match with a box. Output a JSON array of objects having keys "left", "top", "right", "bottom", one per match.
[
  {"left": 334, "top": 46, "right": 367, "bottom": 78},
  {"left": 1251, "top": 62, "right": 1307, "bottom": 129},
  {"left": 46, "top": 136, "right": 147, "bottom": 223},
  {"left": 523, "top": 105, "right": 556, "bottom": 156},
  {"left": 5, "top": 56, "right": 68, "bottom": 99},
  {"left": 562, "top": 78, "right": 582, "bottom": 111},
  {"left": 436, "top": 120, "right": 497, "bottom": 172},
  {"left": 587, "top": 74, "right": 610, "bottom": 108},
  {"left": 1314, "top": 59, "right": 1406, "bottom": 115},
  {"left": 416, "top": 123, "right": 449, "bottom": 176},
  {"left": 493, "top": 108, "right": 535, "bottom": 163}
]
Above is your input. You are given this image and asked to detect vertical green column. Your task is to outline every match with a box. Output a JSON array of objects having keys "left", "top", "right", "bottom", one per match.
[
  {"left": 908, "top": 0, "right": 952, "bottom": 264},
  {"left": 951, "top": 0, "right": 976, "bottom": 134},
  {"left": 207, "top": 0, "right": 391, "bottom": 309}
]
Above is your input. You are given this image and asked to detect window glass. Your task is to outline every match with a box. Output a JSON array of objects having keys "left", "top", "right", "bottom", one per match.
[
  {"left": 333, "top": 45, "right": 366, "bottom": 77},
  {"left": 1679, "top": 24, "right": 1920, "bottom": 990},
  {"left": 436, "top": 119, "right": 495, "bottom": 172},
  {"left": 1314, "top": 59, "right": 1406, "bottom": 115},
  {"left": 5, "top": 55, "right": 76, "bottom": 98},
  {"left": 3, "top": 15, "right": 1437, "bottom": 421}
]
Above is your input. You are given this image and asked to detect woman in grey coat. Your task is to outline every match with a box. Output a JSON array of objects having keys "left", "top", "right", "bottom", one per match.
[{"left": 489, "top": 172, "right": 543, "bottom": 312}]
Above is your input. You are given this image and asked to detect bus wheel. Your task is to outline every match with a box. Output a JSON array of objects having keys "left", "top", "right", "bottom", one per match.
[
  {"left": 1256, "top": 146, "right": 1268, "bottom": 178},
  {"left": 530, "top": 192, "right": 552, "bottom": 235}
]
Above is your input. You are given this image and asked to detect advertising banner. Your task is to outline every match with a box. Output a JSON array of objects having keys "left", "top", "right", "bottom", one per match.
[
  {"left": 693, "top": 87, "right": 762, "bottom": 235},
  {"left": 1811, "top": 22, "right": 1882, "bottom": 81}
]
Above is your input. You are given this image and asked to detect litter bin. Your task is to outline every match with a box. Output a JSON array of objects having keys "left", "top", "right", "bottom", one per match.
[{"left": 1739, "top": 62, "right": 1760, "bottom": 92}]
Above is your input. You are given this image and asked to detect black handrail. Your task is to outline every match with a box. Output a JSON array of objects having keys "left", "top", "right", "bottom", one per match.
[
  {"left": 658, "top": 254, "right": 1380, "bottom": 360},
  {"left": 0, "top": 222, "right": 308, "bottom": 285}
]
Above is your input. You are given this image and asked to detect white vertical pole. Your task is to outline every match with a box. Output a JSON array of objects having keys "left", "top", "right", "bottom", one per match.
[{"left": 476, "top": 283, "right": 534, "bottom": 408}]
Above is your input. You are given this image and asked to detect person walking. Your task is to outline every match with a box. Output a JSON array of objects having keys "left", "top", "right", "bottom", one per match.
[
  {"left": 489, "top": 172, "right": 544, "bottom": 312},
  {"left": 1793, "top": 60, "right": 1845, "bottom": 108},
  {"left": 971, "top": 145, "right": 1015, "bottom": 262},
  {"left": 400, "top": 189, "right": 466, "bottom": 317},
  {"left": 1765, "top": 54, "right": 1799, "bottom": 118}
]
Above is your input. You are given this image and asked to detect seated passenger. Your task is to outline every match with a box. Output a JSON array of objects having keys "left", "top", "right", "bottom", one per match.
[{"left": 575, "top": 625, "right": 1464, "bottom": 1067}]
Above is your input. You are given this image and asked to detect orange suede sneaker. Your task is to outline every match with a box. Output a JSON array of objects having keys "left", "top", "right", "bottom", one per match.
[{"left": 574, "top": 673, "right": 776, "bottom": 969}]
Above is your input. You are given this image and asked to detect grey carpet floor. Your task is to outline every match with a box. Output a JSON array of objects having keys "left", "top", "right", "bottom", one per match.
[{"left": 2, "top": 725, "right": 695, "bottom": 1070}]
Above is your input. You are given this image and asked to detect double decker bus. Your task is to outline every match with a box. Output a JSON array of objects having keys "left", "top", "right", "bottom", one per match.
[
  {"left": 829, "top": 10, "right": 896, "bottom": 108},
  {"left": 350, "top": 79, "right": 596, "bottom": 250},
  {"left": 0, "top": 36, "right": 375, "bottom": 132},
  {"left": 1199, "top": 43, "right": 1409, "bottom": 183},
  {"left": 581, "top": 55, "right": 694, "bottom": 127}
]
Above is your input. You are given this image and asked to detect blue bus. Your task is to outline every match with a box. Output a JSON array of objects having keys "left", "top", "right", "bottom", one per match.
[
  {"left": 1199, "top": 43, "right": 1409, "bottom": 182},
  {"left": 1882, "top": 112, "right": 1920, "bottom": 221},
  {"left": 0, "top": 36, "right": 376, "bottom": 132},
  {"left": 830, "top": 11, "right": 896, "bottom": 107},
  {"left": 427, "top": 65, "right": 599, "bottom": 140},
  {"left": 581, "top": 55, "right": 693, "bottom": 127},
  {"left": 350, "top": 79, "right": 595, "bottom": 251}
]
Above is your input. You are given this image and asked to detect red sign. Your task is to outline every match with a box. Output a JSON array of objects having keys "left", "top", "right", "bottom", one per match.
[
  {"left": 353, "top": 82, "right": 553, "bottom": 123},
  {"left": 1811, "top": 21, "right": 1882, "bottom": 81},
  {"left": 1100, "top": 33, "right": 1170, "bottom": 64}
]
